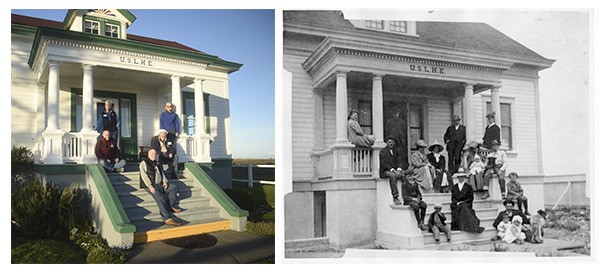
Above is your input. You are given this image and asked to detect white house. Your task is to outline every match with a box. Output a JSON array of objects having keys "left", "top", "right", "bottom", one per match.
[
  {"left": 284, "top": 11, "right": 555, "bottom": 251},
  {"left": 11, "top": 9, "right": 247, "bottom": 248}
]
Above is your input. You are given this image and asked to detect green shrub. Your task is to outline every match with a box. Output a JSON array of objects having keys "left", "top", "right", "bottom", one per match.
[
  {"left": 11, "top": 179, "right": 91, "bottom": 240},
  {"left": 86, "top": 247, "right": 127, "bottom": 264},
  {"left": 11, "top": 146, "right": 35, "bottom": 186},
  {"left": 11, "top": 239, "right": 85, "bottom": 264},
  {"left": 245, "top": 221, "right": 275, "bottom": 236}
]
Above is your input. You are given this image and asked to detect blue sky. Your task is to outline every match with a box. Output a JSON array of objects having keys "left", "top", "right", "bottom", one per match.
[{"left": 12, "top": 9, "right": 275, "bottom": 159}]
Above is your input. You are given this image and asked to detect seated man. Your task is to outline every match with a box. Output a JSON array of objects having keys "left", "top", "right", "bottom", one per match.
[
  {"left": 379, "top": 135, "right": 404, "bottom": 204},
  {"left": 95, "top": 130, "right": 126, "bottom": 172},
  {"left": 151, "top": 129, "right": 178, "bottom": 179},
  {"left": 506, "top": 171, "right": 529, "bottom": 215},
  {"left": 482, "top": 139, "right": 507, "bottom": 199},
  {"left": 402, "top": 169, "right": 428, "bottom": 231},
  {"left": 140, "top": 149, "right": 182, "bottom": 226},
  {"left": 491, "top": 199, "right": 530, "bottom": 241}
]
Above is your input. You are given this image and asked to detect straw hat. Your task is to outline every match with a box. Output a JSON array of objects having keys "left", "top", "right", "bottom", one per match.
[
  {"left": 434, "top": 203, "right": 443, "bottom": 209},
  {"left": 452, "top": 115, "right": 461, "bottom": 121},
  {"left": 452, "top": 168, "right": 467, "bottom": 178},
  {"left": 486, "top": 111, "right": 496, "bottom": 118},
  {"left": 428, "top": 140, "right": 444, "bottom": 152},
  {"left": 415, "top": 139, "right": 428, "bottom": 148}
]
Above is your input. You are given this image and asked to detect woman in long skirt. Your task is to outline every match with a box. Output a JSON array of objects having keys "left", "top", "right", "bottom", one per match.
[{"left": 450, "top": 168, "right": 485, "bottom": 233}]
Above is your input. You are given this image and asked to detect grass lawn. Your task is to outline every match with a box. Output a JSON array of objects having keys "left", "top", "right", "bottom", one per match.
[{"left": 227, "top": 183, "right": 275, "bottom": 236}]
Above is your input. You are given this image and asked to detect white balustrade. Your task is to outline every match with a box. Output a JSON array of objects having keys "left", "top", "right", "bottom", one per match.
[
  {"left": 351, "top": 147, "right": 372, "bottom": 176},
  {"left": 62, "top": 132, "right": 84, "bottom": 163}
]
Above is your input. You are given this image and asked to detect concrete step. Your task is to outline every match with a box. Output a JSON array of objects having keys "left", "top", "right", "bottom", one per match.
[
  {"left": 123, "top": 196, "right": 211, "bottom": 214},
  {"left": 127, "top": 206, "right": 221, "bottom": 223},
  {"left": 285, "top": 237, "right": 330, "bottom": 252},
  {"left": 107, "top": 170, "right": 185, "bottom": 183},
  {"left": 430, "top": 208, "right": 498, "bottom": 224},
  {"left": 421, "top": 227, "right": 497, "bottom": 245},
  {"left": 116, "top": 185, "right": 202, "bottom": 204},
  {"left": 113, "top": 180, "right": 198, "bottom": 196}
]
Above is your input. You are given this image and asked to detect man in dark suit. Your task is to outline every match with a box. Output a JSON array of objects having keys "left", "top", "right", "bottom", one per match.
[
  {"left": 379, "top": 135, "right": 404, "bottom": 205},
  {"left": 444, "top": 115, "right": 466, "bottom": 174},
  {"left": 482, "top": 111, "right": 501, "bottom": 149},
  {"left": 491, "top": 200, "right": 531, "bottom": 241}
]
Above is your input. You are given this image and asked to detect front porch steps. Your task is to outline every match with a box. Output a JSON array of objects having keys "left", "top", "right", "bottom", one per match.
[{"left": 107, "top": 171, "right": 231, "bottom": 244}]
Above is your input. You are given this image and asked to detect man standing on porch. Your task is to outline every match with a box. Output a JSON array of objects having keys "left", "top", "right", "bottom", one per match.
[
  {"left": 481, "top": 111, "right": 501, "bottom": 149},
  {"left": 444, "top": 115, "right": 466, "bottom": 174},
  {"left": 379, "top": 135, "right": 404, "bottom": 205},
  {"left": 96, "top": 100, "right": 120, "bottom": 143},
  {"left": 160, "top": 102, "right": 181, "bottom": 140}
]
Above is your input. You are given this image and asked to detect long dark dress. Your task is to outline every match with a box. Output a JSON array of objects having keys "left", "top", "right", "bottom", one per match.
[
  {"left": 450, "top": 182, "right": 485, "bottom": 233},
  {"left": 427, "top": 152, "right": 453, "bottom": 192}
]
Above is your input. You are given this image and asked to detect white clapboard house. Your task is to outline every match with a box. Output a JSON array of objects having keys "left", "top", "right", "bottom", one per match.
[
  {"left": 284, "top": 11, "right": 555, "bottom": 251},
  {"left": 11, "top": 9, "right": 247, "bottom": 248}
]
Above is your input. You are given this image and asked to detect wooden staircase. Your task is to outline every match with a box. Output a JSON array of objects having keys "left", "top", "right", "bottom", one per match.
[{"left": 108, "top": 171, "right": 231, "bottom": 244}]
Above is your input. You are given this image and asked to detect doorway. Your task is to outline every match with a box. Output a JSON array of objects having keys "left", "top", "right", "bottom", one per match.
[{"left": 383, "top": 100, "right": 424, "bottom": 169}]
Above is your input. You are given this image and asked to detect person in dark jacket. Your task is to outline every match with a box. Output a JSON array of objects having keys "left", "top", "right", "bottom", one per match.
[
  {"left": 96, "top": 100, "right": 120, "bottom": 143},
  {"left": 402, "top": 169, "right": 428, "bottom": 231},
  {"left": 481, "top": 111, "right": 501, "bottom": 149},
  {"left": 427, "top": 203, "right": 451, "bottom": 244},
  {"left": 151, "top": 129, "right": 178, "bottom": 179},
  {"left": 95, "top": 130, "right": 126, "bottom": 172},
  {"left": 159, "top": 102, "right": 181, "bottom": 140},
  {"left": 450, "top": 168, "right": 485, "bottom": 233},
  {"left": 139, "top": 149, "right": 182, "bottom": 226},
  {"left": 379, "top": 135, "right": 404, "bottom": 204},
  {"left": 443, "top": 115, "right": 466, "bottom": 174},
  {"left": 427, "top": 141, "right": 452, "bottom": 193}
]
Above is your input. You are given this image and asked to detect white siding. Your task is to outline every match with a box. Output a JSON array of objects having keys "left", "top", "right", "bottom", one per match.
[
  {"left": 427, "top": 97, "right": 452, "bottom": 164},
  {"left": 11, "top": 36, "right": 39, "bottom": 148},
  {"left": 285, "top": 53, "right": 315, "bottom": 181},
  {"left": 207, "top": 93, "right": 231, "bottom": 159}
]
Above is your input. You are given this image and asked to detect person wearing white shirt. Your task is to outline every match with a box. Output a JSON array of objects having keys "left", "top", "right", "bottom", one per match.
[{"left": 482, "top": 139, "right": 508, "bottom": 199}]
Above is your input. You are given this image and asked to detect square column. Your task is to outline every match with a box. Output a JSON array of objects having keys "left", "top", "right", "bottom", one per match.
[
  {"left": 80, "top": 64, "right": 100, "bottom": 164},
  {"left": 42, "top": 61, "right": 64, "bottom": 164}
]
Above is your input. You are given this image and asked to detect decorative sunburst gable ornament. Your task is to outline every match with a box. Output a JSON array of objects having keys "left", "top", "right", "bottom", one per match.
[{"left": 89, "top": 9, "right": 116, "bottom": 16}]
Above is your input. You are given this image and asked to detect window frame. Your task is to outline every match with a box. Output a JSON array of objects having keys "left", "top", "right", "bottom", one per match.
[
  {"left": 482, "top": 96, "right": 516, "bottom": 152},
  {"left": 82, "top": 15, "right": 121, "bottom": 38},
  {"left": 389, "top": 20, "right": 407, "bottom": 33},
  {"left": 365, "top": 20, "right": 384, "bottom": 30},
  {"left": 83, "top": 19, "right": 100, "bottom": 35}
]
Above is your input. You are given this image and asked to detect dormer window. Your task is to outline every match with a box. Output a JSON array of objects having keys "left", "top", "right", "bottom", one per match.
[
  {"left": 82, "top": 15, "right": 121, "bottom": 38},
  {"left": 389, "top": 21, "right": 407, "bottom": 33},
  {"left": 365, "top": 20, "right": 383, "bottom": 30},
  {"left": 349, "top": 19, "right": 419, "bottom": 37},
  {"left": 105, "top": 23, "right": 119, "bottom": 38},
  {"left": 84, "top": 19, "right": 99, "bottom": 34}
]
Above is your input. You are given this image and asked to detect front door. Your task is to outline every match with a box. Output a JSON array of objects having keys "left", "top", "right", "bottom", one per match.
[
  {"left": 92, "top": 93, "right": 137, "bottom": 161},
  {"left": 383, "top": 101, "right": 424, "bottom": 169}
]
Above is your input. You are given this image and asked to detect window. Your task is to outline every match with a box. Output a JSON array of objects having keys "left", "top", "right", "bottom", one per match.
[
  {"left": 365, "top": 20, "right": 384, "bottom": 29},
  {"left": 84, "top": 20, "right": 99, "bottom": 34},
  {"left": 120, "top": 99, "right": 131, "bottom": 138},
  {"left": 357, "top": 101, "right": 372, "bottom": 135},
  {"left": 486, "top": 102, "right": 513, "bottom": 150},
  {"left": 408, "top": 103, "right": 423, "bottom": 151},
  {"left": 389, "top": 21, "right": 407, "bottom": 33},
  {"left": 105, "top": 23, "right": 119, "bottom": 38}
]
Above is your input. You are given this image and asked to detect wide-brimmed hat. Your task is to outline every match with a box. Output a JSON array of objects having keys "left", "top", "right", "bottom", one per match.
[
  {"left": 453, "top": 168, "right": 467, "bottom": 178},
  {"left": 486, "top": 111, "right": 496, "bottom": 118},
  {"left": 415, "top": 140, "right": 428, "bottom": 148},
  {"left": 428, "top": 140, "right": 444, "bottom": 152},
  {"left": 452, "top": 115, "right": 461, "bottom": 121},
  {"left": 491, "top": 139, "right": 501, "bottom": 146},
  {"left": 434, "top": 203, "right": 443, "bottom": 209},
  {"left": 508, "top": 171, "right": 519, "bottom": 178}
]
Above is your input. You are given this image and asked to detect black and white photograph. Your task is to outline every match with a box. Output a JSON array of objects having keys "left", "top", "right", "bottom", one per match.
[{"left": 282, "top": 9, "right": 592, "bottom": 262}]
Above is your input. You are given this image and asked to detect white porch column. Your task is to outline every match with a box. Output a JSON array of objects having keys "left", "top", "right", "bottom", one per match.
[
  {"left": 464, "top": 83, "right": 476, "bottom": 142},
  {"left": 371, "top": 73, "right": 386, "bottom": 178},
  {"left": 80, "top": 64, "right": 100, "bottom": 164},
  {"left": 42, "top": 61, "right": 64, "bottom": 164},
  {"left": 333, "top": 71, "right": 353, "bottom": 179},
  {"left": 491, "top": 86, "right": 502, "bottom": 129},
  {"left": 82, "top": 64, "right": 95, "bottom": 131},
  {"left": 36, "top": 84, "right": 46, "bottom": 135},
  {"left": 192, "top": 78, "right": 211, "bottom": 163},
  {"left": 171, "top": 75, "right": 189, "bottom": 162},
  {"left": 335, "top": 71, "right": 350, "bottom": 144}
]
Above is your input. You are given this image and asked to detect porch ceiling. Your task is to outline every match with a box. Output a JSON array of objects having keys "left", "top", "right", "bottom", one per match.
[{"left": 58, "top": 62, "right": 178, "bottom": 89}]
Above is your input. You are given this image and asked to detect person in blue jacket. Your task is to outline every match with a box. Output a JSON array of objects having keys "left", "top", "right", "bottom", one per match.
[
  {"left": 96, "top": 100, "right": 120, "bottom": 143},
  {"left": 159, "top": 102, "right": 181, "bottom": 141}
]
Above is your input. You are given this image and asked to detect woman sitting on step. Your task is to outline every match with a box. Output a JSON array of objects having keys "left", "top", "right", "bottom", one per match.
[{"left": 450, "top": 168, "right": 485, "bottom": 233}]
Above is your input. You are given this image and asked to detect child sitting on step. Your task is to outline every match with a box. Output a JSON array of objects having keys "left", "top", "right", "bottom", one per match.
[
  {"left": 427, "top": 203, "right": 451, "bottom": 244},
  {"left": 496, "top": 214, "right": 511, "bottom": 241},
  {"left": 506, "top": 172, "right": 530, "bottom": 215},
  {"left": 504, "top": 215, "right": 526, "bottom": 244},
  {"left": 468, "top": 155, "right": 485, "bottom": 192}
]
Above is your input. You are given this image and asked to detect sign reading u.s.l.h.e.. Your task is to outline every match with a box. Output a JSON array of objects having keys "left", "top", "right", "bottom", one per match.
[
  {"left": 409, "top": 64, "right": 445, "bottom": 75},
  {"left": 119, "top": 56, "right": 154, "bottom": 67}
]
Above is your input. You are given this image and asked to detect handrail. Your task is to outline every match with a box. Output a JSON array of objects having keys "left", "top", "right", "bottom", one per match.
[
  {"left": 86, "top": 164, "right": 136, "bottom": 233},
  {"left": 185, "top": 162, "right": 249, "bottom": 218}
]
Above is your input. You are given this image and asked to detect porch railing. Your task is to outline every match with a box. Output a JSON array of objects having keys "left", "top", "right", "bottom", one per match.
[
  {"left": 63, "top": 132, "right": 83, "bottom": 163},
  {"left": 351, "top": 147, "right": 372, "bottom": 176},
  {"left": 33, "top": 135, "right": 45, "bottom": 163}
]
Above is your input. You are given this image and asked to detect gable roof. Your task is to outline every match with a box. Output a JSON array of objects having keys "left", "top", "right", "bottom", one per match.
[
  {"left": 284, "top": 10, "right": 553, "bottom": 67},
  {"left": 11, "top": 13, "right": 204, "bottom": 54}
]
